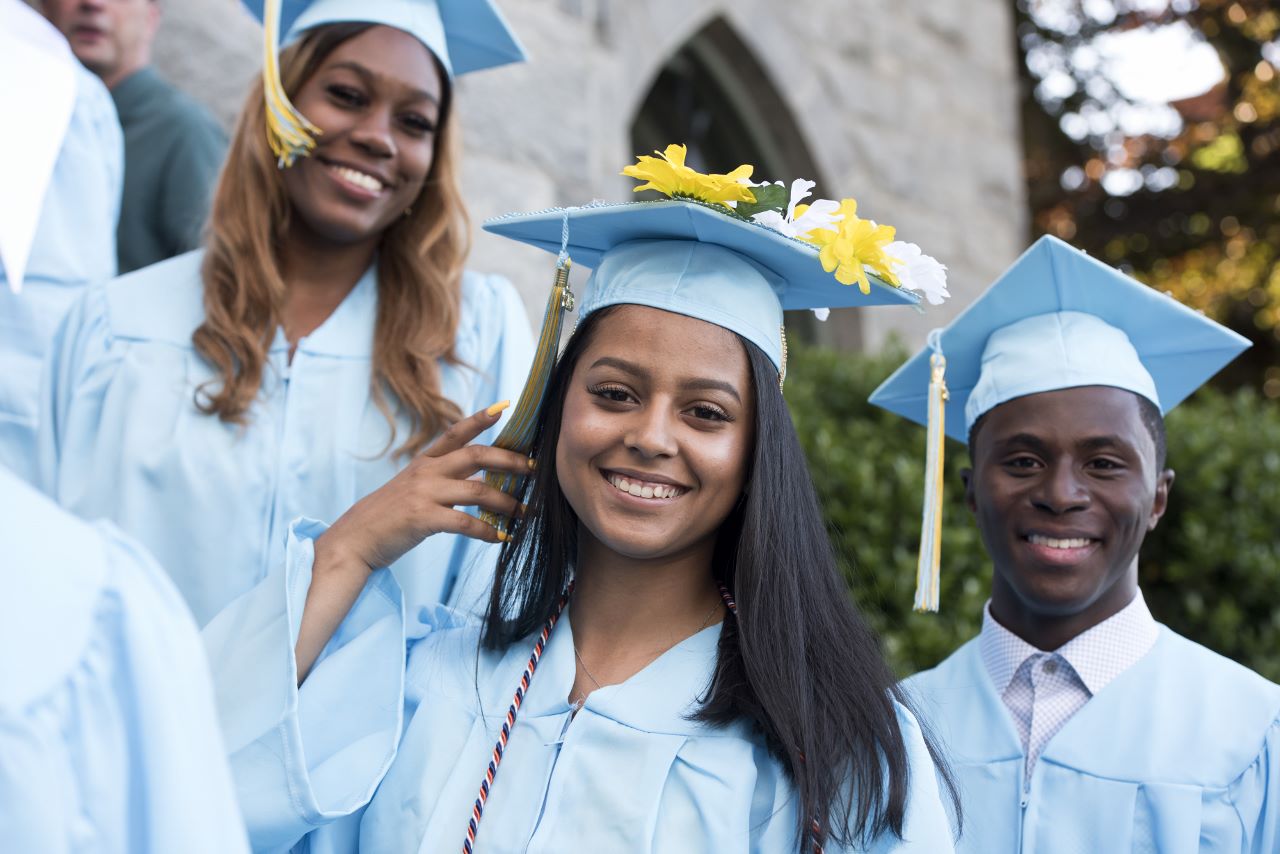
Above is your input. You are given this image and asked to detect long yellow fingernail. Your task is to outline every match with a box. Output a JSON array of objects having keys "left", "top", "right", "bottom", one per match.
[
  {"left": 496, "top": 529, "right": 509, "bottom": 542},
  {"left": 485, "top": 400, "right": 510, "bottom": 417},
  {"left": 527, "top": 457, "right": 537, "bottom": 470}
]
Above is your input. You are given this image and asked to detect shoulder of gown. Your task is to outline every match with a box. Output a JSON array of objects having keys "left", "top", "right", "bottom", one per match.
[
  {"left": 1050, "top": 626, "right": 1280, "bottom": 786},
  {"left": 454, "top": 269, "right": 534, "bottom": 384},
  {"left": 0, "top": 468, "right": 249, "bottom": 852},
  {"left": 100, "top": 248, "right": 207, "bottom": 345}
]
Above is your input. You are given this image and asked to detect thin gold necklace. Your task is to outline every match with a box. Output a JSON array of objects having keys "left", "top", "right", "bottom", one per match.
[{"left": 570, "top": 595, "right": 723, "bottom": 702}]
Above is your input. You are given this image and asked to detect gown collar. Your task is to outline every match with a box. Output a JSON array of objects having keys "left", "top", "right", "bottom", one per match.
[
  {"left": 512, "top": 604, "right": 725, "bottom": 737},
  {"left": 980, "top": 590, "right": 1159, "bottom": 697},
  {"left": 274, "top": 263, "right": 379, "bottom": 358}
]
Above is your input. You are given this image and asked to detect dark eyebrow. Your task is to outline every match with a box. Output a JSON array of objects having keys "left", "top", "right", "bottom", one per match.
[
  {"left": 328, "top": 60, "right": 439, "bottom": 105},
  {"left": 588, "top": 356, "right": 742, "bottom": 403},
  {"left": 991, "top": 432, "right": 1051, "bottom": 454},
  {"left": 1078, "top": 435, "right": 1133, "bottom": 454}
]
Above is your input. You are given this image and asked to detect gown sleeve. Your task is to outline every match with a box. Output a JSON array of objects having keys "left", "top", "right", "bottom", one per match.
[
  {"left": 201, "top": 519, "right": 407, "bottom": 854},
  {"left": 1229, "top": 714, "right": 1280, "bottom": 853},
  {"left": 35, "top": 282, "right": 120, "bottom": 500},
  {"left": 0, "top": 517, "right": 249, "bottom": 853}
]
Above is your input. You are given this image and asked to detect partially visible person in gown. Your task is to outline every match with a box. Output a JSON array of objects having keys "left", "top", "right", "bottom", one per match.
[
  {"left": 42, "top": 0, "right": 228, "bottom": 272},
  {"left": 200, "top": 151, "right": 962, "bottom": 851},
  {"left": 0, "top": 0, "right": 120, "bottom": 484},
  {"left": 0, "top": 5, "right": 248, "bottom": 850},
  {"left": 873, "top": 236, "right": 1280, "bottom": 852},
  {"left": 37, "top": 0, "right": 535, "bottom": 629}
]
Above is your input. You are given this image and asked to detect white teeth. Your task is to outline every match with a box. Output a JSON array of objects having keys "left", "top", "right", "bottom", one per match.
[
  {"left": 1028, "top": 534, "right": 1093, "bottom": 550},
  {"left": 332, "top": 165, "right": 384, "bottom": 192},
  {"left": 606, "top": 473, "right": 684, "bottom": 500}
]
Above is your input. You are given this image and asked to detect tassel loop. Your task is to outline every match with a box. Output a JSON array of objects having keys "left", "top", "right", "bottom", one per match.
[{"left": 914, "top": 330, "right": 948, "bottom": 613}]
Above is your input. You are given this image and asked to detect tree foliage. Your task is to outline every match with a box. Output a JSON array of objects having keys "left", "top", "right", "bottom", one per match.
[
  {"left": 1016, "top": 0, "right": 1280, "bottom": 394},
  {"left": 789, "top": 345, "right": 1280, "bottom": 680}
]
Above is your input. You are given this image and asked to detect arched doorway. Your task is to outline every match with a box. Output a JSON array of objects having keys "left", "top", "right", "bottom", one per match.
[{"left": 629, "top": 15, "right": 855, "bottom": 348}]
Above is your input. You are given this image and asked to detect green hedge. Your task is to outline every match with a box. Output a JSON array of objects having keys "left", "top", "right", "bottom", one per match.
[{"left": 787, "top": 345, "right": 1280, "bottom": 681}]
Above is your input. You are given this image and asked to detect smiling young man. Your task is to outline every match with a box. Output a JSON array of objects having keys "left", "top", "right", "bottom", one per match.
[
  {"left": 42, "top": 0, "right": 226, "bottom": 272},
  {"left": 872, "top": 236, "right": 1280, "bottom": 852}
]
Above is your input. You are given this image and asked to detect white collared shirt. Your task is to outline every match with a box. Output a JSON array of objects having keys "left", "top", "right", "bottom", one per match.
[{"left": 979, "top": 589, "right": 1160, "bottom": 779}]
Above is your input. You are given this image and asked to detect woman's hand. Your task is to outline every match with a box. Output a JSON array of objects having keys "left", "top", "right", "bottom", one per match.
[
  {"left": 296, "top": 402, "right": 530, "bottom": 681},
  {"left": 318, "top": 401, "right": 531, "bottom": 574}
]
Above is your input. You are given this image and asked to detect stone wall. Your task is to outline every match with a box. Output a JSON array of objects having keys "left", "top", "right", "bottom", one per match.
[{"left": 149, "top": 0, "right": 1028, "bottom": 352}]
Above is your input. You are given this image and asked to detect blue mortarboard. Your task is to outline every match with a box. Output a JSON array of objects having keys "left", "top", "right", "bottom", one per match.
[
  {"left": 869, "top": 235, "right": 1250, "bottom": 613},
  {"left": 870, "top": 234, "right": 1251, "bottom": 442},
  {"left": 471, "top": 146, "right": 945, "bottom": 546},
  {"left": 484, "top": 200, "right": 920, "bottom": 370},
  {"left": 244, "top": 0, "right": 525, "bottom": 165},
  {"left": 241, "top": 0, "right": 525, "bottom": 77}
]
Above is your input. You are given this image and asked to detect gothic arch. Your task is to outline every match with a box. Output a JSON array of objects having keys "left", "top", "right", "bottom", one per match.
[
  {"left": 623, "top": 12, "right": 851, "bottom": 344},
  {"left": 627, "top": 15, "right": 826, "bottom": 191}
]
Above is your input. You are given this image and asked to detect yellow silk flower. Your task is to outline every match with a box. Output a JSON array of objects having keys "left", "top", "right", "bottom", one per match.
[
  {"left": 799, "top": 199, "right": 901, "bottom": 294},
  {"left": 622, "top": 144, "right": 756, "bottom": 208}
]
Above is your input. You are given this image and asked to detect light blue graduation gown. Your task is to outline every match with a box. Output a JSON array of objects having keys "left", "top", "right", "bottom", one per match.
[
  {"left": 205, "top": 520, "right": 955, "bottom": 853},
  {"left": 38, "top": 249, "right": 533, "bottom": 626},
  {"left": 0, "top": 63, "right": 121, "bottom": 484},
  {"left": 904, "top": 633, "right": 1280, "bottom": 853},
  {"left": 0, "top": 467, "right": 248, "bottom": 853}
]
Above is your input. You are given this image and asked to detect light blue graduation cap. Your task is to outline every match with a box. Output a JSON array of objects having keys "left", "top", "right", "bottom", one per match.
[
  {"left": 242, "top": 0, "right": 526, "bottom": 165},
  {"left": 871, "top": 234, "right": 1251, "bottom": 440},
  {"left": 486, "top": 200, "right": 921, "bottom": 371},
  {"left": 869, "top": 234, "right": 1251, "bottom": 611},
  {"left": 472, "top": 190, "right": 926, "bottom": 535}
]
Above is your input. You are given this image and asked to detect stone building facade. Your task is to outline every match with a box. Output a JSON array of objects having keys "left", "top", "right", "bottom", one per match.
[{"left": 152, "top": 0, "right": 1028, "bottom": 351}]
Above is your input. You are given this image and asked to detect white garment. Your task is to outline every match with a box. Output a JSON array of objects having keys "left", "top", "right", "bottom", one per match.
[{"left": 979, "top": 590, "right": 1159, "bottom": 778}]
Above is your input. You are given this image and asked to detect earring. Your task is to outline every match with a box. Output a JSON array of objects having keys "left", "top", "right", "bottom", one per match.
[{"left": 403, "top": 206, "right": 413, "bottom": 218}]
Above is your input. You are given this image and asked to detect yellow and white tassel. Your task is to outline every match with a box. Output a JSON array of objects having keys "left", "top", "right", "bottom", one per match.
[
  {"left": 261, "top": 0, "right": 321, "bottom": 167},
  {"left": 914, "top": 331, "right": 948, "bottom": 613}
]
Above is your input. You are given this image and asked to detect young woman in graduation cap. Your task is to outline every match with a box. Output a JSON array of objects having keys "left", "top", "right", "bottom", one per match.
[
  {"left": 36, "top": 0, "right": 535, "bottom": 627},
  {"left": 204, "top": 147, "right": 959, "bottom": 851}
]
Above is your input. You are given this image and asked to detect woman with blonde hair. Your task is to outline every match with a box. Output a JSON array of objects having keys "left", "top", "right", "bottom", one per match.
[{"left": 37, "top": 0, "right": 535, "bottom": 626}]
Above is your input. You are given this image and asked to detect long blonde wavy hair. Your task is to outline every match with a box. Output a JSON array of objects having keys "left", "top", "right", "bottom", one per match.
[{"left": 194, "top": 23, "right": 467, "bottom": 456}]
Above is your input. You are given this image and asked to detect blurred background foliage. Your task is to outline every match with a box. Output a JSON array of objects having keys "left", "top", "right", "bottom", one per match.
[
  {"left": 1016, "top": 0, "right": 1280, "bottom": 393},
  {"left": 788, "top": 345, "right": 1280, "bottom": 680}
]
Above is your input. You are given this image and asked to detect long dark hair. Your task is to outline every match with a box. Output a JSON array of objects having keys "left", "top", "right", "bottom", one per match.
[{"left": 484, "top": 307, "right": 957, "bottom": 848}]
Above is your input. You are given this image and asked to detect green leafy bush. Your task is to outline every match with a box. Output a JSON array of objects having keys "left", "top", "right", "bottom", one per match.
[{"left": 787, "top": 345, "right": 1280, "bottom": 680}]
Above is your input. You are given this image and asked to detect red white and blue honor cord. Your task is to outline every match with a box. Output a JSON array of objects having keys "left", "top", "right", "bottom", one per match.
[{"left": 460, "top": 581, "right": 822, "bottom": 853}]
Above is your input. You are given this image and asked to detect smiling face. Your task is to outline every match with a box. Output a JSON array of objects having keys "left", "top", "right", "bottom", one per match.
[
  {"left": 43, "top": 0, "right": 159, "bottom": 89},
  {"left": 555, "top": 306, "right": 756, "bottom": 563},
  {"left": 965, "top": 386, "right": 1174, "bottom": 642},
  {"left": 281, "top": 25, "right": 444, "bottom": 249}
]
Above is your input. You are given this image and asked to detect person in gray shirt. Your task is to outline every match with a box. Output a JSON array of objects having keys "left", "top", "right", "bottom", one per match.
[{"left": 43, "top": 0, "right": 227, "bottom": 273}]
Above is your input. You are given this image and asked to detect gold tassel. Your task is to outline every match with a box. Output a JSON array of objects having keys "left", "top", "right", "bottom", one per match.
[
  {"left": 261, "top": 0, "right": 321, "bottom": 167},
  {"left": 479, "top": 259, "right": 575, "bottom": 535},
  {"left": 914, "top": 338, "right": 948, "bottom": 613}
]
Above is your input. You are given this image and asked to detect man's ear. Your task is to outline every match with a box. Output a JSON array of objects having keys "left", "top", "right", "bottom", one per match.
[
  {"left": 146, "top": 2, "right": 162, "bottom": 38},
  {"left": 961, "top": 467, "right": 976, "bottom": 515},
  {"left": 1148, "top": 468, "right": 1175, "bottom": 531}
]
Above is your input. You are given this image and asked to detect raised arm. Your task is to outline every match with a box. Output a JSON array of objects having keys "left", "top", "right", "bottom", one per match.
[{"left": 295, "top": 402, "right": 531, "bottom": 680}]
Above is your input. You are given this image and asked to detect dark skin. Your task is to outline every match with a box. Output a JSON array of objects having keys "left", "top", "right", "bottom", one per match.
[
  {"left": 275, "top": 25, "right": 444, "bottom": 347},
  {"left": 962, "top": 386, "right": 1175, "bottom": 652}
]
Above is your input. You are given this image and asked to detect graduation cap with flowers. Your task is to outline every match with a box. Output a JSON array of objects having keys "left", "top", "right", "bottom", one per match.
[{"left": 476, "top": 145, "right": 951, "bottom": 604}]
